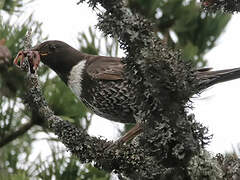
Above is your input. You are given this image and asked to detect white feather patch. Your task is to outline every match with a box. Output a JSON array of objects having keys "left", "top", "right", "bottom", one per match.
[{"left": 68, "top": 60, "right": 87, "bottom": 98}]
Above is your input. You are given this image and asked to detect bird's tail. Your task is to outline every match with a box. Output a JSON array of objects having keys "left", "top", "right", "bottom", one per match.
[{"left": 197, "top": 67, "right": 240, "bottom": 90}]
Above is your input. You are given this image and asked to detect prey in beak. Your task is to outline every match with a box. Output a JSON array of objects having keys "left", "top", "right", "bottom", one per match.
[{"left": 13, "top": 50, "right": 42, "bottom": 73}]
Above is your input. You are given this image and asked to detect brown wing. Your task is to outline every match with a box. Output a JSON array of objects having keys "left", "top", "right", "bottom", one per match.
[{"left": 86, "top": 56, "right": 124, "bottom": 80}]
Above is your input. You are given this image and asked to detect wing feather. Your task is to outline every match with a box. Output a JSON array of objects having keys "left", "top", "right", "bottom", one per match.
[{"left": 86, "top": 56, "right": 124, "bottom": 80}]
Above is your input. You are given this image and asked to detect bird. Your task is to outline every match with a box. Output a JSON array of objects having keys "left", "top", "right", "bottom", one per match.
[{"left": 13, "top": 40, "right": 240, "bottom": 146}]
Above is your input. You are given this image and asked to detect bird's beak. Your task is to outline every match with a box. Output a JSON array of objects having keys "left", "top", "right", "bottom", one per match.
[{"left": 40, "top": 52, "right": 48, "bottom": 56}]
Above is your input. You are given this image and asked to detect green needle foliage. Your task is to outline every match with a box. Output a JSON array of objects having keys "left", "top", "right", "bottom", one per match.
[{"left": 128, "top": 0, "right": 231, "bottom": 67}]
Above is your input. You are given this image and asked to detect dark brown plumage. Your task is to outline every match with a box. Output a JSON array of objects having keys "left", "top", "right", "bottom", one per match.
[{"left": 13, "top": 40, "right": 240, "bottom": 145}]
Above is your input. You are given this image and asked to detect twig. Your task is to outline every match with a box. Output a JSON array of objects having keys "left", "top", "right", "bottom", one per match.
[{"left": 0, "top": 121, "right": 34, "bottom": 147}]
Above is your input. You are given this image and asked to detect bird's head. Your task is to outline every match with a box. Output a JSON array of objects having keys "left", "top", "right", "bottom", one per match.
[
  {"left": 34, "top": 40, "right": 78, "bottom": 69},
  {"left": 14, "top": 40, "right": 82, "bottom": 82}
]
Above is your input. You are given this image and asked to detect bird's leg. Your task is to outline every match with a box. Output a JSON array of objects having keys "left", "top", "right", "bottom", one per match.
[
  {"left": 118, "top": 122, "right": 143, "bottom": 144},
  {"left": 106, "top": 122, "right": 143, "bottom": 150}
]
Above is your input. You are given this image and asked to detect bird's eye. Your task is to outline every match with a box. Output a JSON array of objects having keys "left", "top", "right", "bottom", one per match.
[{"left": 49, "top": 44, "right": 56, "bottom": 51}]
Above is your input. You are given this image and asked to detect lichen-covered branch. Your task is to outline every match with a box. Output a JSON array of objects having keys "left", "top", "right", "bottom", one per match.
[
  {"left": 78, "top": 0, "right": 208, "bottom": 172},
  {"left": 75, "top": 0, "right": 240, "bottom": 179},
  {"left": 201, "top": 0, "right": 240, "bottom": 13},
  {"left": 23, "top": 72, "right": 188, "bottom": 179}
]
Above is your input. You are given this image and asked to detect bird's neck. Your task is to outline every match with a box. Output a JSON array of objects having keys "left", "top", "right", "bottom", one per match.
[{"left": 51, "top": 50, "right": 87, "bottom": 84}]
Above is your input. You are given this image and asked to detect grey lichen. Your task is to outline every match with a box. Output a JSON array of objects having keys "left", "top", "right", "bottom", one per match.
[
  {"left": 188, "top": 149, "right": 223, "bottom": 180},
  {"left": 77, "top": 0, "right": 210, "bottom": 178},
  {"left": 202, "top": 0, "right": 240, "bottom": 13}
]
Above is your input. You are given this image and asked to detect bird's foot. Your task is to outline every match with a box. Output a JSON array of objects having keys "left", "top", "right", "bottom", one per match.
[
  {"left": 105, "top": 122, "right": 143, "bottom": 151},
  {"left": 13, "top": 50, "right": 40, "bottom": 73}
]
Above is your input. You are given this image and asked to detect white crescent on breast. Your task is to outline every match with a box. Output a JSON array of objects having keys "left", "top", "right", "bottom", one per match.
[{"left": 67, "top": 60, "right": 87, "bottom": 98}]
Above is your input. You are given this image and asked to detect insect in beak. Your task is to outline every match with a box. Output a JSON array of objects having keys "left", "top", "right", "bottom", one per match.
[{"left": 13, "top": 50, "right": 41, "bottom": 73}]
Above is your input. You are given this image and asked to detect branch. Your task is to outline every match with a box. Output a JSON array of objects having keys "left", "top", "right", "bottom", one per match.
[
  {"left": 0, "top": 109, "right": 48, "bottom": 147},
  {"left": 16, "top": 73, "right": 240, "bottom": 180},
  {"left": 76, "top": 1, "right": 240, "bottom": 179},
  {"left": 201, "top": 0, "right": 240, "bottom": 13},
  {"left": 78, "top": 0, "right": 207, "bottom": 171},
  {"left": 0, "top": 121, "right": 34, "bottom": 147}
]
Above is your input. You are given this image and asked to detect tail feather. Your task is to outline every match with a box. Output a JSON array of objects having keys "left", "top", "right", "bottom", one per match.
[{"left": 197, "top": 67, "right": 240, "bottom": 89}]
